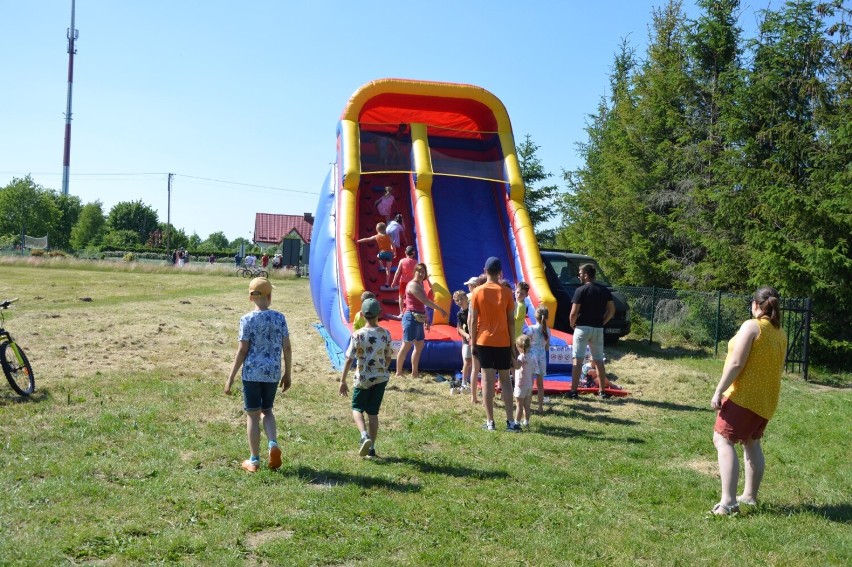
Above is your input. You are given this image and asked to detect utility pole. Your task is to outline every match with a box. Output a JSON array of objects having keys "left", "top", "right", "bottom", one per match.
[
  {"left": 61, "top": 0, "right": 78, "bottom": 196},
  {"left": 166, "top": 173, "right": 174, "bottom": 252}
]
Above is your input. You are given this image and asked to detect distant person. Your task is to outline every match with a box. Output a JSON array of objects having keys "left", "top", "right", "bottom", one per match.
[
  {"left": 514, "top": 282, "right": 530, "bottom": 339},
  {"left": 525, "top": 305, "right": 550, "bottom": 413},
  {"left": 391, "top": 246, "right": 418, "bottom": 315},
  {"left": 453, "top": 290, "right": 473, "bottom": 395},
  {"left": 209, "top": 253, "right": 216, "bottom": 264},
  {"left": 464, "top": 275, "right": 483, "bottom": 403},
  {"left": 224, "top": 277, "right": 292, "bottom": 473},
  {"left": 395, "top": 263, "right": 447, "bottom": 379},
  {"left": 261, "top": 253, "right": 269, "bottom": 268},
  {"left": 338, "top": 298, "right": 394, "bottom": 458},
  {"left": 385, "top": 213, "right": 407, "bottom": 254},
  {"left": 568, "top": 263, "right": 615, "bottom": 399},
  {"left": 235, "top": 253, "right": 242, "bottom": 267},
  {"left": 469, "top": 257, "right": 520, "bottom": 432},
  {"left": 709, "top": 286, "right": 787, "bottom": 515},
  {"left": 172, "top": 249, "right": 178, "bottom": 266},
  {"left": 375, "top": 186, "right": 396, "bottom": 221},
  {"left": 513, "top": 335, "right": 533, "bottom": 427},
  {"left": 356, "top": 222, "right": 395, "bottom": 288}
]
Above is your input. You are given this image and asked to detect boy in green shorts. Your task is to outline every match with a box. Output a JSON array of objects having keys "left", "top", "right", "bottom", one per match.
[
  {"left": 225, "top": 277, "right": 292, "bottom": 472},
  {"left": 338, "top": 298, "right": 393, "bottom": 458}
]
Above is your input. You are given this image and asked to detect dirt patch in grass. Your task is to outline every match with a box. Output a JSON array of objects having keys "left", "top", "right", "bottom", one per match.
[{"left": 245, "top": 527, "right": 294, "bottom": 549}]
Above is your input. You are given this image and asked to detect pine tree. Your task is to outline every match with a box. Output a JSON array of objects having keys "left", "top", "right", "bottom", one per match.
[{"left": 516, "top": 134, "right": 560, "bottom": 244}]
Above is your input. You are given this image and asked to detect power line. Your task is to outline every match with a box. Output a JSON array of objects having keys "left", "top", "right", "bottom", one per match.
[{"left": 0, "top": 171, "right": 319, "bottom": 194}]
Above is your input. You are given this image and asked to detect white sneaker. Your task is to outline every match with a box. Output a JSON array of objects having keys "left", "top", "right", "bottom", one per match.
[
  {"left": 521, "top": 419, "right": 529, "bottom": 427},
  {"left": 359, "top": 436, "right": 373, "bottom": 457}
]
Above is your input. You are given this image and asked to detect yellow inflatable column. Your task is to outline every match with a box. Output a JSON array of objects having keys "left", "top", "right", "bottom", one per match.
[
  {"left": 500, "top": 132, "right": 557, "bottom": 328},
  {"left": 410, "top": 123, "right": 451, "bottom": 324},
  {"left": 339, "top": 120, "right": 364, "bottom": 323}
]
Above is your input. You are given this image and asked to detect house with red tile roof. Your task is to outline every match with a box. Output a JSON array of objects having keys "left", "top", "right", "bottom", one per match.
[{"left": 253, "top": 213, "right": 313, "bottom": 249}]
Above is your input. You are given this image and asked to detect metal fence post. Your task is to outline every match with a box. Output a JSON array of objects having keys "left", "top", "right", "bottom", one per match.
[
  {"left": 803, "top": 298, "right": 812, "bottom": 381},
  {"left": 714, "top": 290, "right": 722, "bottom": 356},
  {"left": 649, "top": 286, "right": 657, "bottom": 345}
]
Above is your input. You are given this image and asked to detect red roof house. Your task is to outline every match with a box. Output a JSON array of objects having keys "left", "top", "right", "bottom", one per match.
[{"left": 253, "top": 213, "right": 313, "bottom": 247}]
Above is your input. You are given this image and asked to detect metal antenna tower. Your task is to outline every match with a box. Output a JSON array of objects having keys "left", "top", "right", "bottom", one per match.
[{"left": 61, "top": 0, "right": 78, "bottom": 196}]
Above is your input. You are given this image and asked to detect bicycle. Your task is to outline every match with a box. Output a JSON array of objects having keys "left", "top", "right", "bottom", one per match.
[
  {"left": 1, "top": 298, "right": 35, "bottom": 396},
  {"left": 236, "top": 266, "right": 269, "bottom": 279}
]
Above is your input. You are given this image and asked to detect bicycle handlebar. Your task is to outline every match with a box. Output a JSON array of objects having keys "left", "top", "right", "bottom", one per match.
[{"left": 0, "top": 298, "right": 19, "bottom": 309}]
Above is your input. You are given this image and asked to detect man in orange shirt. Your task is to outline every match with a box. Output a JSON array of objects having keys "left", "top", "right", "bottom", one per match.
[{"left": 469, "top": 256, "right": 520, "bottom": 432}]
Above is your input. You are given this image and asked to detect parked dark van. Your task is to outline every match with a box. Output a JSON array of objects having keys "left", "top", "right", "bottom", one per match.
[{"left": 540, "top": 249, "right": 631, "bottom": 344}]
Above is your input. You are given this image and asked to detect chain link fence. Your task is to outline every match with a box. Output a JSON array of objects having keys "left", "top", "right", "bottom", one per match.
[{"left": 613, "top": 287, "right": 812, "bottom": 379}]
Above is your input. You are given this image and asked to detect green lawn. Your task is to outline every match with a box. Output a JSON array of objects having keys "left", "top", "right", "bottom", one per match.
[{"left": 0, "top": 262, "right": 849, "bottom": 565}]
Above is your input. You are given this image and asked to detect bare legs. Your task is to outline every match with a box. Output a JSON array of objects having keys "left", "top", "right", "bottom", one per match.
[
  {"left": 470, "top": 356, "right": 480, "bottom": 404},
  {"left": 713, "top": 432, "right": 766, "bottom": 507},
  {"left": 713, "top": 431, "right": 739, "bottom": 507},
  {"left": 395, "top": 339, "right": 424, "bottom": 378},
  {"left": 741, "top": 438, "right": 765, "bottom": 503},
  {"left": 483, "top": 368, "right": 514, "bottom": 424},
  {"left": 535, "top": 374, "right": 545, "bottom": 411},
  {"left": 246, "top": 408, "right": 278, "bottom": 457},
  {"left": 352, "top": 410, "right": 379, "bottom": 445}
]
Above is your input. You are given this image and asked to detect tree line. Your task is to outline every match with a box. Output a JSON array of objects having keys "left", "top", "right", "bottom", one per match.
[
  {"left": 540, "top": 0, "right": 850, "bottom": 368},
  {"left": 0, "top": 175, "right": 248, "bottom": 253}
]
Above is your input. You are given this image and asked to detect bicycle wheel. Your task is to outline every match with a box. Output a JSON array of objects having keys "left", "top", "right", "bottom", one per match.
[
  {"left": 242, "top": 268, "right": 253, "bottom": 278},
  {"left": 1, "top": 341, "right": 35, "bottom": 396},
  {"left": 257, "top": 270, "right": 269, "bottom": 278}
]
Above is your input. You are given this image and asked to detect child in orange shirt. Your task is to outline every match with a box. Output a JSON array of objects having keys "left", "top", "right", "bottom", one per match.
[{"left": 357, "top": 222, "right": 395, "bottom": 288}]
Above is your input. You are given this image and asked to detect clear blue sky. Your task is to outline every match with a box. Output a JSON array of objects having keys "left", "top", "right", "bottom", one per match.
[{"left": 1, "top": 1, "right": 770, "bottom": 243}]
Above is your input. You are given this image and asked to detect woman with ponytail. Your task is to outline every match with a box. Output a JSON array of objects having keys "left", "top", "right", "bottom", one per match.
[{"left": 709, "top": 286, "right": 787, "bottom": 515}]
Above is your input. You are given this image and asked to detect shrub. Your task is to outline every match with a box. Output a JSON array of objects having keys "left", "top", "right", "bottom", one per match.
[{"left": 123, "top": 252, "right": 137, "bottom": 262}]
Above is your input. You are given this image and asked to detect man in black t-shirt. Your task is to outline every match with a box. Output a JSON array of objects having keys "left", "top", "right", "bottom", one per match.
[{"left": 569, "top": 264, "right": 615, "bottom": 398}]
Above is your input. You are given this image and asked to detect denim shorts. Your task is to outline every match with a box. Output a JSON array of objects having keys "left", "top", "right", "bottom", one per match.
[
  {"left": 572, "top": 326, "right": 604, "bottom": 361},
  {"left": 242, "top": 380, "right": 278, "bottom": 412},
  {"left": 378, "top": 251, "right": 394, "bottom": 261},
  {"left": 402, "top": 310, "right": 425, "bottom": 342}
]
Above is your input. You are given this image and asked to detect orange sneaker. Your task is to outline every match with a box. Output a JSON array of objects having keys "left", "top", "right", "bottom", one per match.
[
  {"left": 268, "top": 445, "right": 282, "bottom": 470},
  {"left": 241, "top": 459, "right": 259, "bottom": 473}
]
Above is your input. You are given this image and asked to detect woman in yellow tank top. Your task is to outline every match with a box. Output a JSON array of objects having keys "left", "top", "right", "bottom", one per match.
[{"left": 709, "top": 286, "right": 787, "bottom": 515}]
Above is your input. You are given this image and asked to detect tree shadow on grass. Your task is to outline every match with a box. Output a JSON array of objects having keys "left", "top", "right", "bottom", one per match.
[
  {"left": 535, "top": 423, "right": 645, "bottom": 444},
  {"left": 624, "top": 398, "right": 703, "bottom": 412},
  {"left": 762, "top": 502, "right": 852, "bottom": 523},
  {"left": 288, "top": 465, "right": 421, "bottom": 493},
  {"left": 379, "top": 456, "right": 510, "bottom": 481},
  {"left": 613, "top": 339, "right": 710, "bottom": 360}
]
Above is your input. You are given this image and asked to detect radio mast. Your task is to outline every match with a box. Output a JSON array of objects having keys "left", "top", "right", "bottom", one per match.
[{"left": 61, "top": 0, "right": 78, "bottom": 196}]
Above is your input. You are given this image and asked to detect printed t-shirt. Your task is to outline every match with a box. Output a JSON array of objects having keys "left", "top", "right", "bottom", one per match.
[
  {"left": 346, "top": 325, "right": 394, "bottom": 389},
  {"left": 238, "top": 310, "right": 289, "bottom": 383}
]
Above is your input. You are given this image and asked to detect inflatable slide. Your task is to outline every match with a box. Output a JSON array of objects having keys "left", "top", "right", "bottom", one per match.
[{"left": 310, "top": 79, "right": 577, "bottom": 379}]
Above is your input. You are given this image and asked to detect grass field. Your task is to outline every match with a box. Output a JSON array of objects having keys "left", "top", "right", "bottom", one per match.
[{"left": 0, "top": 260, "right": 849, "bottom": 565}]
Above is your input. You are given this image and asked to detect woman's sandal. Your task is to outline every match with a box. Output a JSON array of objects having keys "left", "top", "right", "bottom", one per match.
[
  {"left": 736, "top": 496, "right": 757, "bottom": 506},
  {"left": 710, "top": 503, "right": 740, "bottom": 516}
]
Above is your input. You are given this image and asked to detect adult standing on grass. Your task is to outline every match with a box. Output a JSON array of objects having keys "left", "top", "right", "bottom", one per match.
[
  {"left": 339, "top": 298, "right": 393, "bottom": 458},
  {"left": 395, "top": 263, "right": 447, "bottom": 379},
  {"left": 709, "top": 286, "right": 787, "bottom": 515},
  {"left": 568, "top": 263, "right": 615, "bottom": 399},
  {"left": 224, "top": 277, "right": 292, "bottom": 473},
  {"left": 469, "top": 256, "right": 520, "bottom": 432}
]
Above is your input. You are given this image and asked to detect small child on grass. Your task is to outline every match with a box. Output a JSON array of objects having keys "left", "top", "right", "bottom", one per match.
[
  {"left": 339, "top": 298, "right": 394, "bottom": 458},
  {"left": 357, "top": 222, "right": 395, "bottom": 288},
  {"left": 224, "top": 277, "right": 292, "bottom": 473},
  {"left": 513, "top": 335, "right": 533, "bottom": 427},
  {"left": 524, "top": 305, "right": 551, "bottom": 413},
  {"left": 453, "top": 290, "right": 472, "bottom": 392}
]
